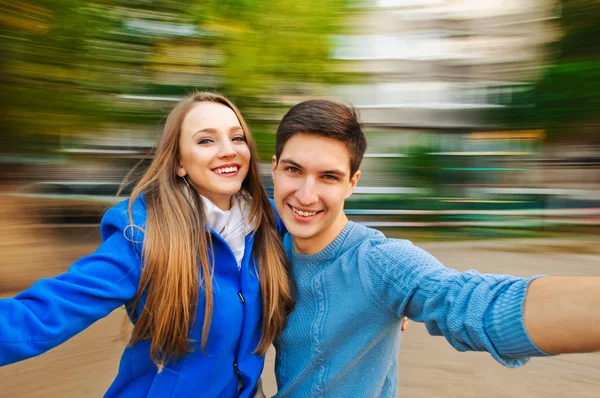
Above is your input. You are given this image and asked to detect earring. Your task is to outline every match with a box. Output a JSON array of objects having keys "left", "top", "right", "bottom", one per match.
[{"left": 181, "top": 175, "right": 192, "bottom": 190}]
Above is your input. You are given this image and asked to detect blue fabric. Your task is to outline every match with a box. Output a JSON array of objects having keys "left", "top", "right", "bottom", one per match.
[
  {"left": 0, "top": 196, "right": 283, "bottom": 397},
  {"left": 274, "top": 221, "right": 549, "bottom": 398}
]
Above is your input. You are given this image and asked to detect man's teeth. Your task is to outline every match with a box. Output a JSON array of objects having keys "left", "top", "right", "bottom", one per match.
[
  {"left": 214, "top": 166, "right": 238, "bottom": 174},
  {"left": 292, "top": 207, "right": 317, "bottom": 217}
]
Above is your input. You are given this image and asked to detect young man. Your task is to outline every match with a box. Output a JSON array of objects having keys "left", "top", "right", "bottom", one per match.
[{"left": 270, "top": 99, "right": 600, "bottom": 397}]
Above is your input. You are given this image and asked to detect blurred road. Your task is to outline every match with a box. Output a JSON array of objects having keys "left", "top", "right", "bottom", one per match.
[{"left": 1, "top": 195, "right": 599, "bottom": 397}]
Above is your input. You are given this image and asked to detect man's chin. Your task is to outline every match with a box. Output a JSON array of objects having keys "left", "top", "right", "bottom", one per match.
[{"left": 285, "top": 224, "right": 316, "bottom": 241}]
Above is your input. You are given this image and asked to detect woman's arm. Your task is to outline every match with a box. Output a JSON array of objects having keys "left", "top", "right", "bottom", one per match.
[{"left": 0, "top": 205, "right": 142, "bottom": 365}]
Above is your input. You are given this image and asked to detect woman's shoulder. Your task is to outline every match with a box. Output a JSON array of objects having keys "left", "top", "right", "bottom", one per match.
[
  {"left": 268, "top": 198, "right": 286, "bottom": 236},
  {"left": 100, "top": 194, "right": 147, "bottom": 242}
]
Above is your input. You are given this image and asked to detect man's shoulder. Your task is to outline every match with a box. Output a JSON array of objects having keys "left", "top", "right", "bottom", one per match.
[
  {"left": 351, "top": 223, "right": 416, "bottom": 260},
  {"left": 347, "top": 225, "right": 442, "bottom": 280}
]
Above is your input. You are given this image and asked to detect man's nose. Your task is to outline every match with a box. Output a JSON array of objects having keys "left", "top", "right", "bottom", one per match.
[{"left": 295, "top": 178, "right": 318, "bottom": 205}]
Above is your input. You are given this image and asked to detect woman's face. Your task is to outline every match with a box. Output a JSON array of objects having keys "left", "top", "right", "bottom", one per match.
[{"left": 177, "top": 101, "right": 251, "bottom": 210}]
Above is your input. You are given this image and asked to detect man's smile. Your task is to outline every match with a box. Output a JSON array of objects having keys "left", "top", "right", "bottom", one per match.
[{"left": 288, "top": 204, "right": 323, "bottom": 221}]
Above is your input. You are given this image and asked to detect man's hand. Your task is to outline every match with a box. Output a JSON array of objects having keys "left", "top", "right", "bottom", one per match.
[{"left": 524, "top": 276, "right": 600, "bottom": 354}]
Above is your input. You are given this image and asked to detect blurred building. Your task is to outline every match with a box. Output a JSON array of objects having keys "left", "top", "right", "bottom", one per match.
[
  {"left": 332, "top": 0, "right": 559, "bottom": 129},
  {"left": 325, "top": 0, "right": 559, "bottom": 188}
]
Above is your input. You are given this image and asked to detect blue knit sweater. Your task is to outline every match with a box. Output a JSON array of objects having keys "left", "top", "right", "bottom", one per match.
[{"left": 274, "top": 222, "right": 548, "bottom": 397}]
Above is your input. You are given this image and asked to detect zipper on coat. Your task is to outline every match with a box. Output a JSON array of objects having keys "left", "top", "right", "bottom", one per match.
[{"left": 234, "top": 361, "right": 245, "bottom": 393}]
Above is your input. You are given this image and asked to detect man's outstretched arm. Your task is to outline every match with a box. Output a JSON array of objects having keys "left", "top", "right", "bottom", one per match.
[
  {"left": 363, "top": 240, "right": 600, "bottom": 365},
  {"left": 524, "top": 276, "right": 600, "bottom": 354}
]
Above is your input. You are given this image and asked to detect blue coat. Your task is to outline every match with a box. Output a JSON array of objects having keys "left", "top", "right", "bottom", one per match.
[{"left": 0, "top": 195, "right": 283, "bottom": 397}]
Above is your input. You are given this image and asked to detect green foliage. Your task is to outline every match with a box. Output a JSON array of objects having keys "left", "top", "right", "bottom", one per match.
[
  {"left": 1, "top": 0, "right": 354, "bottom": 155},
  {"left": 496, "top": 60, "right": 600, "bottom": 137},
  {"left": 0, "top": 0, "right": 156, "bottom": 152},
  {"left": 533, "top": 61, "right": 599, "bottom": 128},
  {"left": 496, "top": 0, "right": 600, "bottom": 140},
  {"left": 403, "top": 144, "right": 441, "bottom": 189},
  {"left": 556, "top": 0, "right": 600, "bottom": 60},
  {"left": 188, "top": 0, "right": 350, "bottom": 103}
]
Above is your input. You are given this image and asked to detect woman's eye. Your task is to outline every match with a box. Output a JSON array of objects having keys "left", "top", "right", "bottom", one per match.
[
  {"left": 232, "top": 136, "right": 246, "bottom": 142},
  {"left": 198, "top": 138, "right": 213, "bottom": 145}
]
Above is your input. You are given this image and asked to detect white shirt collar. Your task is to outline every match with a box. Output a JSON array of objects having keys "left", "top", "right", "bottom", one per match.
[{"left": 201, "top": 192, "right": 256, "bottom": 267}]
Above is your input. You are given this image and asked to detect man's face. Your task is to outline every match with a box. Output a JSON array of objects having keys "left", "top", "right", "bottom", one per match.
[{"left": 271, "top": 134, "right": 360, "bottom": 254}]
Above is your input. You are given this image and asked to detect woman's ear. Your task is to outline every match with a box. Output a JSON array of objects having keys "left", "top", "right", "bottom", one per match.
[{"left": 177, "top": 163, "right": 187, "bottom": 177}]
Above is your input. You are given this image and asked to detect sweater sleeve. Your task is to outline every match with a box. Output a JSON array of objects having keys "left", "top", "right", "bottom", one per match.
[
  {"left": 361, "top": 239, "right": 549, "bottom": 367},
  {"left": 0, "top": 203, "right": 142, "bottom": 366}
]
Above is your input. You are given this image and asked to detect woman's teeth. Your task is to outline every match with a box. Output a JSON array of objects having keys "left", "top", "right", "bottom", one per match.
[{"left": 214, "top": 166, "right": 238, "bottom": 174}]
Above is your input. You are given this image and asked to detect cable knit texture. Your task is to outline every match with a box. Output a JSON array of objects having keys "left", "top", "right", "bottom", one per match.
[{"left": 274, "top": 222, "right": 548, "bottom": 398}]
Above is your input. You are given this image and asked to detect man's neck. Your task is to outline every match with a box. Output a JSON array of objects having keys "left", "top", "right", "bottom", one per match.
[{"left": 291, "top": 216, "right": 349, "bottom": 255}]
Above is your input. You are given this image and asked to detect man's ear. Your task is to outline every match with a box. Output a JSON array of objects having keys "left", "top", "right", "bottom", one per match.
[
  {"left": 346, "top": 170, "right": 361, "bottom": 198},
  {"left": 271, "top": 155, "right": 278, "bottom": 180}
]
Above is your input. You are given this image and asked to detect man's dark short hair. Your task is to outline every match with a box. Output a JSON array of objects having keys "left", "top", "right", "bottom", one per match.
[{"left": 275, "top": 100, "right": 367, "bottom": 177}]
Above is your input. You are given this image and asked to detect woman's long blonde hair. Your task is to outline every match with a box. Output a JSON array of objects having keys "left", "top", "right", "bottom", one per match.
[{"left": 125, "top": 92, "right": 293, "bottom": 370}]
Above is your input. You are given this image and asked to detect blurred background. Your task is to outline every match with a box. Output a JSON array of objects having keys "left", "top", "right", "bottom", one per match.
[{"left": 1, "top": 0, "right": 598, "bottom": 397}]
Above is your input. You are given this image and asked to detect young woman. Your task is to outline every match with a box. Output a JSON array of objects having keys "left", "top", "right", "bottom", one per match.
[{"left": 0, "top": 92, "right": 294, "bottom": 397}]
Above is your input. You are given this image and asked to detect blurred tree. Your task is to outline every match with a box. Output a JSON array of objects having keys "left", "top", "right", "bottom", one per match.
[
  {"left": 0, "top": 0, "right": 158, "bottom": 153},
  {"left": 403, "top": 144, "right": 441, "bottom": 193},
  {"left": 1, "top": 0, "right": 357, "bottom": 158},
  {"left": 495, "top": 0, "right": 599, "bottom": 142},
  {"left": 188, "top": 0, "right": 352, "bottom": 101},
  {"left": 187, "top": 0, "right": 356, "bottom": 158}
]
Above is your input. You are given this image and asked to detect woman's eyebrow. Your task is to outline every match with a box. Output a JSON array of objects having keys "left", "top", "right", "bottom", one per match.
[{"left": 192, "top": 128, "right": 217, "bottom": 137}]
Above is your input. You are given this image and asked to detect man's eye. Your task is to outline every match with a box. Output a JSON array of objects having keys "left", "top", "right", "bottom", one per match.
[
  {"left": 286, "top": 166, "right": 299, "bottom": 173},
  {"left": 324, "top": 175, "right": 338, "bottom": 181}
]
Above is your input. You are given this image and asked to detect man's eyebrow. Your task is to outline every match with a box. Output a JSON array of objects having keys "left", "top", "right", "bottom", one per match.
[
  {"left": 321, "top": 169, "right": 346, "bottom": 177},
  {"left": 280, "top": 159, "right": 347, "bottom": 177},
  {"left": 280, "top": 159, "right": 302, "bottom": 168}
]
